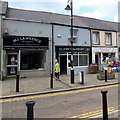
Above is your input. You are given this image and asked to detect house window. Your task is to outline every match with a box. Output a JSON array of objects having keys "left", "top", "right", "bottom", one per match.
[
  {"left": 20, "top": 50, "right": 46, "bottom": 70},
  {"left": 69, "top": 29, "right": 78, "bottom": 43},
  {"left": 73, "top": 29, "right": 78, "bottom": 37},
  {"left": 92, "top": 32, "right": 100, "bottom": 44},
  {"left": 105, "top": 33, "right": 112, "bottom": 45}
]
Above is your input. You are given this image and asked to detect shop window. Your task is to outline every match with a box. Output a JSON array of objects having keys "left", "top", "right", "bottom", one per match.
[
  {"left": 68, "top": 53, "right": 88, "bottom": 67},
  {"left": 92, "top": 32, "right": 100, "bottom": 45},
  {"left": 79, "top": 54, "right": 88, "bottom": 66},
  {"left": 20, "top": 50, "right": 46, "bottom": 70},
  {"left": 73, "top": 55, "right": 78, "bottom": 66},
  {"left": 105, "top": 33, "right": 112, "bottom": 45},
  {"left": 68, "top": 55, "right": 71, "bottom": 67}
]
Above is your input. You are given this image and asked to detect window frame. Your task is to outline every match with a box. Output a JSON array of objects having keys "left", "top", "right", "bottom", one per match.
[
  {"left": 105, "top": 33, "right": 112, "bottom": 45},
  {"left": 69, "top": 29, "right": 78, "bottom": 43},
  {"left": 92, "top": 32, "right": 100, "bottom": 45},
  {"left": 67, "top": 52, "right": 89, "bottom": 68},
  {"left": 20, "top": 50, "right": 46, "bottom": 70}
]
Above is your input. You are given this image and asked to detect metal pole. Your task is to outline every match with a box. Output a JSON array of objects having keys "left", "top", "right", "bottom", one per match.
[
  {"left": 16, "top": 74, "right": 19, "bottom": 92},
  {"left": 105, "top": 70, "right": 107, "bottom": 82},
  {"left": 101, "top": 90, "right": 108, "bottom": 120},
  {"left": 50, "top": 24, "right": 54, "bottom": 88},
  {"left": 70, "top": 0, "right": 74, "bottom": 84},
  {"left": 26, "top": 101, "right": 35, "bottom": 120}
]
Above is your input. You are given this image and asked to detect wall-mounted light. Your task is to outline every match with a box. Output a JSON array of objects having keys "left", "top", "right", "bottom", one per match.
[
  {"left": 3, "top": 28, "right": 9, "bottom": 34},
  {"left": 57, "top": 34, "right": 61, "bottom": 38}
]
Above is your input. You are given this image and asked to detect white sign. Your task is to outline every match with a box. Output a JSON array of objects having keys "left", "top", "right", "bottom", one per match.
[{"left": 92, "top": 47, "right": 117, "bottom": 52}]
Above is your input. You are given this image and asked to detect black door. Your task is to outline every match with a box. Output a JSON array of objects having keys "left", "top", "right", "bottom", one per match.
[
  {"left": 95, "top": 54, "right": 98, "bottom": 65},
  {"left": 60, "top": 55, "right": 67, "bottom": 74}
]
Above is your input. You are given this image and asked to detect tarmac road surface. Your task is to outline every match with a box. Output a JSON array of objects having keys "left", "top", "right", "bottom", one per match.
[{"left": 1, "top": 84, "right": 119, "bottom": 119}]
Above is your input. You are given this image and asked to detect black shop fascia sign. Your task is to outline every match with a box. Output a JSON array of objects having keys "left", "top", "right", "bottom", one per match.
[
  {"left": 56, "top": 46, "right": 91, "bottom": 52},
  {"left": 3, "top": 35, "right": 49, "bottom": 50}
]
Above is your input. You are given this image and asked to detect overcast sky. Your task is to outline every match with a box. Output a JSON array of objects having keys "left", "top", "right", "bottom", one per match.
[{"left": 2, "top": 0, "right": 120, "bottom": 22}]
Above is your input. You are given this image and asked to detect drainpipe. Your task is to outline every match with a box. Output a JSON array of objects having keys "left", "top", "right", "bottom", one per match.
[{"left": 0, "top": 15, "right": 2, "bottom": 80}]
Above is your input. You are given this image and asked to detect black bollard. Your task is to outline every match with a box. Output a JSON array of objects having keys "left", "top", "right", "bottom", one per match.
[
  {"left": 71, "top": 68, "right": 74, "bottom": 84},
  {"left": 105, "top": 70, "right": 107, "bottom": 82},
  {"left": 81, "top": 71, "right": 84, "bottom": 85},
  {"left": 101, "top": 90, "right": 108, "bottom": 120},
  {"left": 50, "top": 73, "right": 53, "bottom": 88},
  {"left": 16, "top": 74, "right": 20, "bottom": 92},
  {"left": 26, "top": 101, "right": 35, "bottom": 120}
]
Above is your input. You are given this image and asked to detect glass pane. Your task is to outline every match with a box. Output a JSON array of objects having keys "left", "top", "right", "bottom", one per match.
[
  {"left": 21, "top": 50, "right": 46, "bottom": 70},
  {"left": 79, "top": 55, "right": 88, "bottom": 66},
  {"left": 92, "top": 32, "right": 99, "bottom": 44},
  {"left": 68, "top": 55, "right": 71, "bottom": 67},
  {"left": 105, "top": 33, "right": 111, "bottom": 44},
  {"left": 8, "top": 54, "right": 17, "bottom": 65},
  {"left": 73, "top": 55, "right": 78, "bottom": 66}
]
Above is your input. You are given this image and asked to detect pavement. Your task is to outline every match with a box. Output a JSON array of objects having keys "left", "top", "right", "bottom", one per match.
[{"left": 1, "top": 73, "right": 119, "bottom": 98}]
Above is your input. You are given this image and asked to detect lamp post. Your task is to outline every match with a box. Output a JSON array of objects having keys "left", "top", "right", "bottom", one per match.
[{"left": 65, "top": 0, "right": 74, "bottom": 84}]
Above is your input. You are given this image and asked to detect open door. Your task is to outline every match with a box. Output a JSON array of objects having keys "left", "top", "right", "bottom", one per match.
[{"left": 60, "top": 55, "right": 67, "bottom": 74}]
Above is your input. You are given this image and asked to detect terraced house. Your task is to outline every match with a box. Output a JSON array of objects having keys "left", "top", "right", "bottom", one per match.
[
  {"left": 91, "top": 22, "right": 118, "bottom": 70},
  {"left": 0, "top": 1, "right": 118, "bottom": 80}
]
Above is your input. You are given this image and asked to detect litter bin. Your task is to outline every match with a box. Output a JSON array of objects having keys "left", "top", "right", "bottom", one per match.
[{"left": 89, "top": 64, "right": 98, "bottom": 74}]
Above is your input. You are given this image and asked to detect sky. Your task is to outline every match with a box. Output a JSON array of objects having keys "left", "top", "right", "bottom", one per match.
[{"left": 2, "top": 0, "right": 120, "bottom": 22}]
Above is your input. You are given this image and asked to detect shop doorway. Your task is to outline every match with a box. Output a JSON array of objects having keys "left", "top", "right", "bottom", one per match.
[
  {"left": 7, "top": 53, "right": 18, "bottom": 75},
  {"left": 95, "top": 53, "right": 101, "bottom": 70},
  {"left": 60, "top": 55, "right": 67, "bottom": 74},
  {"left": 95, "top": 54, "right": 99, "bottom": 65}
]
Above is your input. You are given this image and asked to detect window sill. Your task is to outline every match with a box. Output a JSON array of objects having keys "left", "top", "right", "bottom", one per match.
[
  {"left": 105, "top": 44, "right": 112, "bottom": 46},
  {"left": 68, "top": 66, "right": 88, "bottom": 68},
  {"left": 20, "top": 68, "right": 46, "bottom": 71}
]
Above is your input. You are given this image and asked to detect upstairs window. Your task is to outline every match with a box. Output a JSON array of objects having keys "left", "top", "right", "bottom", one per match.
[
  {"left": 105, "top": 33, "right": 112, "bottom": 45},
  {"left": 69, "top": 29, "right": 78, "bottom": 43},
  {"left": 92, "top": 32, "right": 100, "bottom": 45}
]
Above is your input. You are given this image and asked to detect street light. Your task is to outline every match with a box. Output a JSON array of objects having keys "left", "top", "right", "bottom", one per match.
[{"left": 65, "top": 0, "right": 74, "bottom": 84}]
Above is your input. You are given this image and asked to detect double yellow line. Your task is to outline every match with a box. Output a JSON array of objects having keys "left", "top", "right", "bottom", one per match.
[
  {"left": 0, "top": 84, "right": 119, "bottom": 103},
  {"left": 68, "top": 107, "right": 117, "bottom": 119}
]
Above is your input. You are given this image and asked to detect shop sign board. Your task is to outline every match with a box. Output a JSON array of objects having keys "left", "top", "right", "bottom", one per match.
[
  {"left": 92, "top": 47, "right": 117, "bottom": 52},
  {"left": 56, "top": 46, "right": 91, "bottom": 52},
  {"left": 3, "top": 35, "right": 49, "bottom": 49}
]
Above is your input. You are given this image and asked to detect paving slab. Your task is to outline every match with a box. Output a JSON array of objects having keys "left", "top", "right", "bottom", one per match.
[{"left": 1, "top": 73, "right": 119, "bottom": 97}]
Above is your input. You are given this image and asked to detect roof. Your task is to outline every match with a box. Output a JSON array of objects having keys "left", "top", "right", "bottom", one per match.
[{"left": 2, "top": 3, "right": 118, "bottom": 31}]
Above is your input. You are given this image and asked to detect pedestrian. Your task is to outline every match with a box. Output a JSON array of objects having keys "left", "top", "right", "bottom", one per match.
[{"left": 54, "top": 59, "right": 60, "bottom": 80}]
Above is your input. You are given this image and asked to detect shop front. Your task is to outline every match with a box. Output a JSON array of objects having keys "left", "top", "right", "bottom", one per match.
[
  {"left": 92, "top": 47, "right": 118, "bottom": 70},
  {"left": 3, "top": 35, "right": 49, "bottom": 77},
  {"left": 55, "top": 46, "right": 92, "bottom": 74}
]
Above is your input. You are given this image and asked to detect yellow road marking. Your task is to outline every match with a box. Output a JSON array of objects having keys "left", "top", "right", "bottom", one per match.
[
  {"left": 0, "top": 84, "right": 119, "bottom": 103},
  {"left": 68, "top": 107, "right": 117, "bottom": 119}
]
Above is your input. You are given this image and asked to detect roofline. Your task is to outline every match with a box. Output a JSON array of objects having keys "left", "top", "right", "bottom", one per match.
[
  {"left": 3, "top": 17, "right": 118, "bottom": 32},
  {"left": 8, "top": 7, "right": 118, "bottom": 24},
  {"left": 50, "top": 22, "right": 118, "bottom": 32},
  {"left": 3, "top": 17, "right": 50, "bottom": 24},
  {"left": 74, "top": 14, "right": 118, "bottom": 24}
]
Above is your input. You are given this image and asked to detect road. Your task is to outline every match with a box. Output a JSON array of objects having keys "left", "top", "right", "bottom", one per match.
[{"left": 1, "top": 84, "right": 119, "bottom": 119}]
